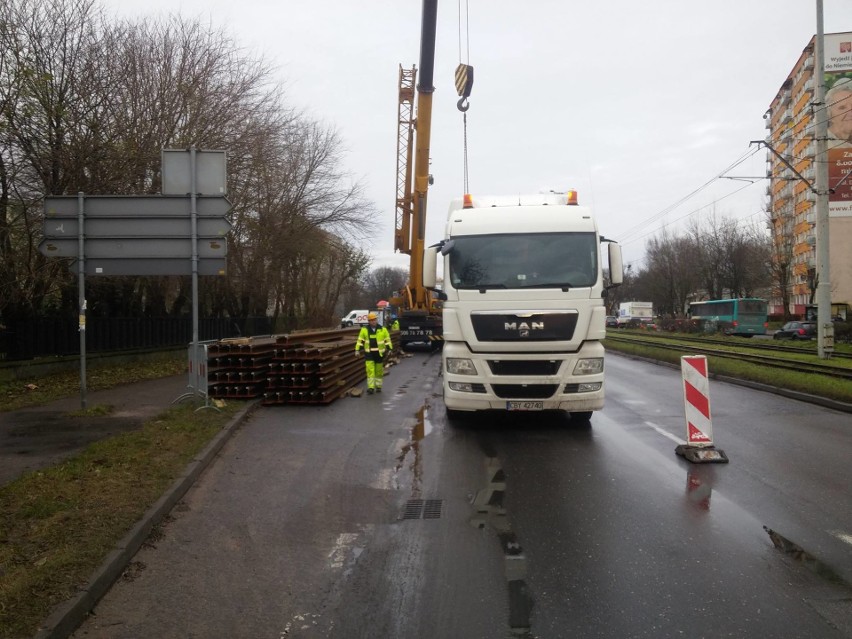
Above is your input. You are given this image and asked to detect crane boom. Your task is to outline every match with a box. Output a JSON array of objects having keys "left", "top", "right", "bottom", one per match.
[
  {"left": 410, "top": 0, "right": 437, "bottom": 313},
  {"left": 394, "top": 65, "right": 416, "bottom": 256},
  {"left": 392, "top": 0, "right": 442, "bottom": 348}
]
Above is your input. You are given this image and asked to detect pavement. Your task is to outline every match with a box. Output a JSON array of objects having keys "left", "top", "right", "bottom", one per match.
[
  {"left": 1, "top": 374, "right": 256, "bottom": 638},
  {"left": 0, "top": 375, "right": 203, "bottom": 486}
]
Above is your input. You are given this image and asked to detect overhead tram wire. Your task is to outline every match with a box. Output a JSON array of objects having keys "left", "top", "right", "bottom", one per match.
[
  {"left": 619, "top": 179, "right": 762, "bottom": 251},
  {"left": 617, "top": 147, "right": 762, "bottom": 243}
]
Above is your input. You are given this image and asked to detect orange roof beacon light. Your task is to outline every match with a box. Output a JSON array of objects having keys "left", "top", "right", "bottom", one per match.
[
  {"left": 463, "top": 193, "right": 474, "bottom": 209},
  {"left": 567, "top": 189, "right": 578, "bottom": 206}
]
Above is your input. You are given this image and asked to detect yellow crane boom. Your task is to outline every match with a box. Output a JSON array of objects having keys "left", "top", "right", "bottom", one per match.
[{"left": 392, "top": 0, "right": 440, "bottom": 340}]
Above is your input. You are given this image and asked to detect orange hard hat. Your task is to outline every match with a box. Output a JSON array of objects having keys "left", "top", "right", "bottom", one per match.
[{"left": 367, "top": 312, "right": 378, "bottom": 320}]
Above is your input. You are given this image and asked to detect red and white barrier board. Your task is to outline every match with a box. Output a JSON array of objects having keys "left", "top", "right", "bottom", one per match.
[
  {"left": 681, "top": 355, "right": 713, "bottom": 446},
  {"left": 677, "top": 355, "right": 728, "bottom": 463}
]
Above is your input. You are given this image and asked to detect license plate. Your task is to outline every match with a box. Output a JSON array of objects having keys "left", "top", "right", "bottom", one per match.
[{"left": 507, "top": 401, "right": 544, "bottom": 411}]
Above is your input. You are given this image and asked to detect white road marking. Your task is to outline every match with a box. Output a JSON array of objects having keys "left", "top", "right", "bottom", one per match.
[
  {"left": 644, "top": 421, "right": 686, "bottom": 446},
  {"left": 328, "top": 532, "right": 359, "bottom": 569},
  {"left": 831, "top": 530, "right": 852, "bottom": 546}
]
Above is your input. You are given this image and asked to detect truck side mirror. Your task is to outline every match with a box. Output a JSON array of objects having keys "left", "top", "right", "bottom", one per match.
[
  {"left": 607, "top": 243, "right": 623, "bottom": 287},
  {"left": 423, "top": 246, "right": 438, "bottom": 289}
]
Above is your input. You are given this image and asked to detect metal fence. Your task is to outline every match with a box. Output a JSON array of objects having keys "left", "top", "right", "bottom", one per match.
[{"left": 0, "top": 316, "right": 273, "bottom": 361}]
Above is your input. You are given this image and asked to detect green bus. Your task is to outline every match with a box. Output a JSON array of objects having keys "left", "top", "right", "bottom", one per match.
[{"left": 688, "top": 298, "right": 768, "bottom": 337}]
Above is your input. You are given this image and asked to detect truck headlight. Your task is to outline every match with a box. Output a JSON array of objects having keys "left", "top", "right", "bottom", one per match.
[
  {"left": 573, "top": 358, "right": 603, "bottom": 375},
  {"left": 446, "top": 358, "right": 477, "bottom": 375},
  {"left": 578, "top": 382, "right": 602, "bottom": 392}
]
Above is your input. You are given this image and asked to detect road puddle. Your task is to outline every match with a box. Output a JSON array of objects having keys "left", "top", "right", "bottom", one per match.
[
  {"left": 684, "top": 465, "right": 717, "bottom": 511},
  {"left": 394, "top": 404, "right": 435, "bottom": 497}
]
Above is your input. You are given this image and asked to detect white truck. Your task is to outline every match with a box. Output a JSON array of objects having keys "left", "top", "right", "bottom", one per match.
[
  {"left": 616, "top": 301, "right": 653, "bottom": 327},
  {"left": 423, "top": 191, "right": 623, "bottom": 421}
]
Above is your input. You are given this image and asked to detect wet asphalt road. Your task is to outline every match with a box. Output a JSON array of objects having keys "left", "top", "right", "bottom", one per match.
[{"left": 72, "top": 351, "right": 852, "bottom": 638}]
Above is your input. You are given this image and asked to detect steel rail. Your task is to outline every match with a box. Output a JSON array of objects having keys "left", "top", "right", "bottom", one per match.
[
  {"left": 605, "top": 334, "right": 852, "bottom": 381},
  {"left": 607, "top": 329, "right": 852, "bottom": 360}
]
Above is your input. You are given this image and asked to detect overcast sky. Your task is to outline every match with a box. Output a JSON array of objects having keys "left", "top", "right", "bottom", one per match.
[{"left": 107, "top": 0, "right": 850, "bottom": 271}]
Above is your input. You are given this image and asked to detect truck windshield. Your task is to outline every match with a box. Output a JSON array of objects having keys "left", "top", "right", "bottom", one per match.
[{"left": 448, "top": 232, "right": 598, "bottom": 290}]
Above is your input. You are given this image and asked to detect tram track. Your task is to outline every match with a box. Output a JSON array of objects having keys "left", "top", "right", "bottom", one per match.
[
  {"left": 611, "top": 329, "right": 852, "bottom": 361},
  {"left": 604, "top": 333, "right": 852, "bottom": 381}
]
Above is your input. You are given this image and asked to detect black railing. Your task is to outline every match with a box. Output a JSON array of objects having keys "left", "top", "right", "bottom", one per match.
[{"left": 0, "top": 316, "right": 273, "bottom": 361}]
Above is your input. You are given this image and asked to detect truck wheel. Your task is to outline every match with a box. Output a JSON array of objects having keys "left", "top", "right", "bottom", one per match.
[{"left": 570, "top": 411, "right": 593, "bottom": 422}]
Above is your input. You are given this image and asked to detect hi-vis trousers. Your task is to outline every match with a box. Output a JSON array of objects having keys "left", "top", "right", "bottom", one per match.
[{"left": 365, "top": 359, "right": 384, "bottom": 390}]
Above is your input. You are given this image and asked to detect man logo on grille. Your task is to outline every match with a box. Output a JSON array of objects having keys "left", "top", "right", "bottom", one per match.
[
  {"left": 505, "top": 321, "right": 542, "bottom": 338},
  {"left": 504, "top": 321, "right": 544, "bottom": 331}
]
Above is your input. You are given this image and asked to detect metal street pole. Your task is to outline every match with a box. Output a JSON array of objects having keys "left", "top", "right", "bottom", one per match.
[
  {"left": 814, "top": 0, "right": 833, "bottom": 359},
  {"left": 190, "top": 147, "right": 200, "bottom": 396},
  {"left": 77, "top": 192, "right": 87, "bottom": 409}
]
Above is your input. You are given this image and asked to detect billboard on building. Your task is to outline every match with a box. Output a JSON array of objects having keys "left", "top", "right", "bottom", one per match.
[{"left": 825, "top": 32, "right": 852, "bottom": 218}]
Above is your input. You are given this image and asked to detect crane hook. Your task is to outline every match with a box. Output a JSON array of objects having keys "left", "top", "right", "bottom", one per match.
[{"left": 457, "top": 97, "right": 470, "bottom": 112}]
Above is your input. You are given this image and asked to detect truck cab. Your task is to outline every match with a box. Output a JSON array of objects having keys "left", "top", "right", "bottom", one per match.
[{"left": 424, "top": 191, "right": 622, "bottom": 420}]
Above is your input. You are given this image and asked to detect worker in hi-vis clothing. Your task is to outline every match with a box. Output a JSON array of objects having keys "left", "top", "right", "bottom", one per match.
[{"left": 355, "top": 312, "right": 392, "bottom": 394}]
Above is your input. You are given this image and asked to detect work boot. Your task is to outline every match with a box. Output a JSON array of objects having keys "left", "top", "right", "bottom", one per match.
[
  {"left": 367, "top": 388, "right": 375, "bottom": 395},
  {"left": 376, "top": 387, "right": 382, "bottom": 393}
]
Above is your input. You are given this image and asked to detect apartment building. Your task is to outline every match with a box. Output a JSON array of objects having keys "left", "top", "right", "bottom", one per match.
[{"left": 765, "top": 31, "right": 852, "bottom": 319}]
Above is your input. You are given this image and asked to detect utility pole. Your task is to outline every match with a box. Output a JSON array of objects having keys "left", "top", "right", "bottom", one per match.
[{"left": 814, "top": 0, "right": 834, "bottom": 358}]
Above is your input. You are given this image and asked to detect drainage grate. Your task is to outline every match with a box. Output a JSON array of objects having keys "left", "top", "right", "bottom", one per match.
[
  {"left": 423, "top": 499, "right": 443, "bottom": 519},
  {"left": 402, "top": 499, "right": 443, "bottom": 520}
]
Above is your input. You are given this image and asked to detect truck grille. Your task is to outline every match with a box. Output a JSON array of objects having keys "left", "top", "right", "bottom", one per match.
[
  {"left": 471, "top": 312, "right": 578, "bottom": 341},
  {"left": 487, "top": 360, "right": 560, "bottom": 376},
  {"left": 491, "top": 384, "right": 559, "bottom": 399}
]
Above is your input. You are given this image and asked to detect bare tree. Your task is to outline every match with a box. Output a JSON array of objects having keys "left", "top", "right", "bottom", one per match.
[
  {"left": 0, "top": 0, "right": 100, "bottom": 327},
  {"left": 686, "top": 211, "right": 771, "bottom": 301},
  {"left": 643, "top": 230, "right": 700, "bottom": 316},
  {"left": 687, "top": 214, "right": 726, "bottom": 300},
  {"left": 363, "top": 266, "right": 409, "bottom": 307},
  {"left": 1, "top": 1, "right": 378, "bottom": 333}
]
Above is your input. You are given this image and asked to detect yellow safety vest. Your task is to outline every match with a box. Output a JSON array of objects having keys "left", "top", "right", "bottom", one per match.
[{"left": 356, "top": 325, "right": 392, "bottom": 357}]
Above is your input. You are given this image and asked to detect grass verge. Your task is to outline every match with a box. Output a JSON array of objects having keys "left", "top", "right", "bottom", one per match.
[
  {"left": 0, "top": 400, "right": 245, "bottom": 638},
  {"left": 1, "top": 354, "right": 187, "bottom": 412},
  {"left": 604, "top": 339, "right": 852, "bottom": 404}
]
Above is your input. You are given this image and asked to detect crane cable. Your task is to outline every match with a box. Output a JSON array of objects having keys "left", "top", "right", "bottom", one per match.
[{"left": 457, "top": 0, "right": 472, "bottom": 193}]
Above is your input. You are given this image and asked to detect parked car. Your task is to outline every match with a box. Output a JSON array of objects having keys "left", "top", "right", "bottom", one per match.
[
  {"left": 605, "top": 316, "right": 619, "bottom": 328},
  {"left": 773, "top": 321, "right": 816, "bottom": 340},
  {"left": 642, "top": 318, "right": 659, "bottom": 331}
]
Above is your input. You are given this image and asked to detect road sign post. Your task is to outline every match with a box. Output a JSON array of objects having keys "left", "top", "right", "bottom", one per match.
[{"left": 39, "top": 148, "right": 232, "bottom": 405}]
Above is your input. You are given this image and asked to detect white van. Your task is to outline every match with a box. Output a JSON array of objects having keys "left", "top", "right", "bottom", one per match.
[{"left": 340, "top": 309, "right": 370, "bottom": 328}]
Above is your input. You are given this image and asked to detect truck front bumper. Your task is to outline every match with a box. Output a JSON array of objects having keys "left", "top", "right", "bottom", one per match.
[{"left": 442, "top": 342, "right": 606, "bottom": 413}]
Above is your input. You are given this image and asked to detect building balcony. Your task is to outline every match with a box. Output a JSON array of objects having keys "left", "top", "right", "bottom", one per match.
[{"left": 795, "top": 199, "right": 813, "bottom": 215}]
